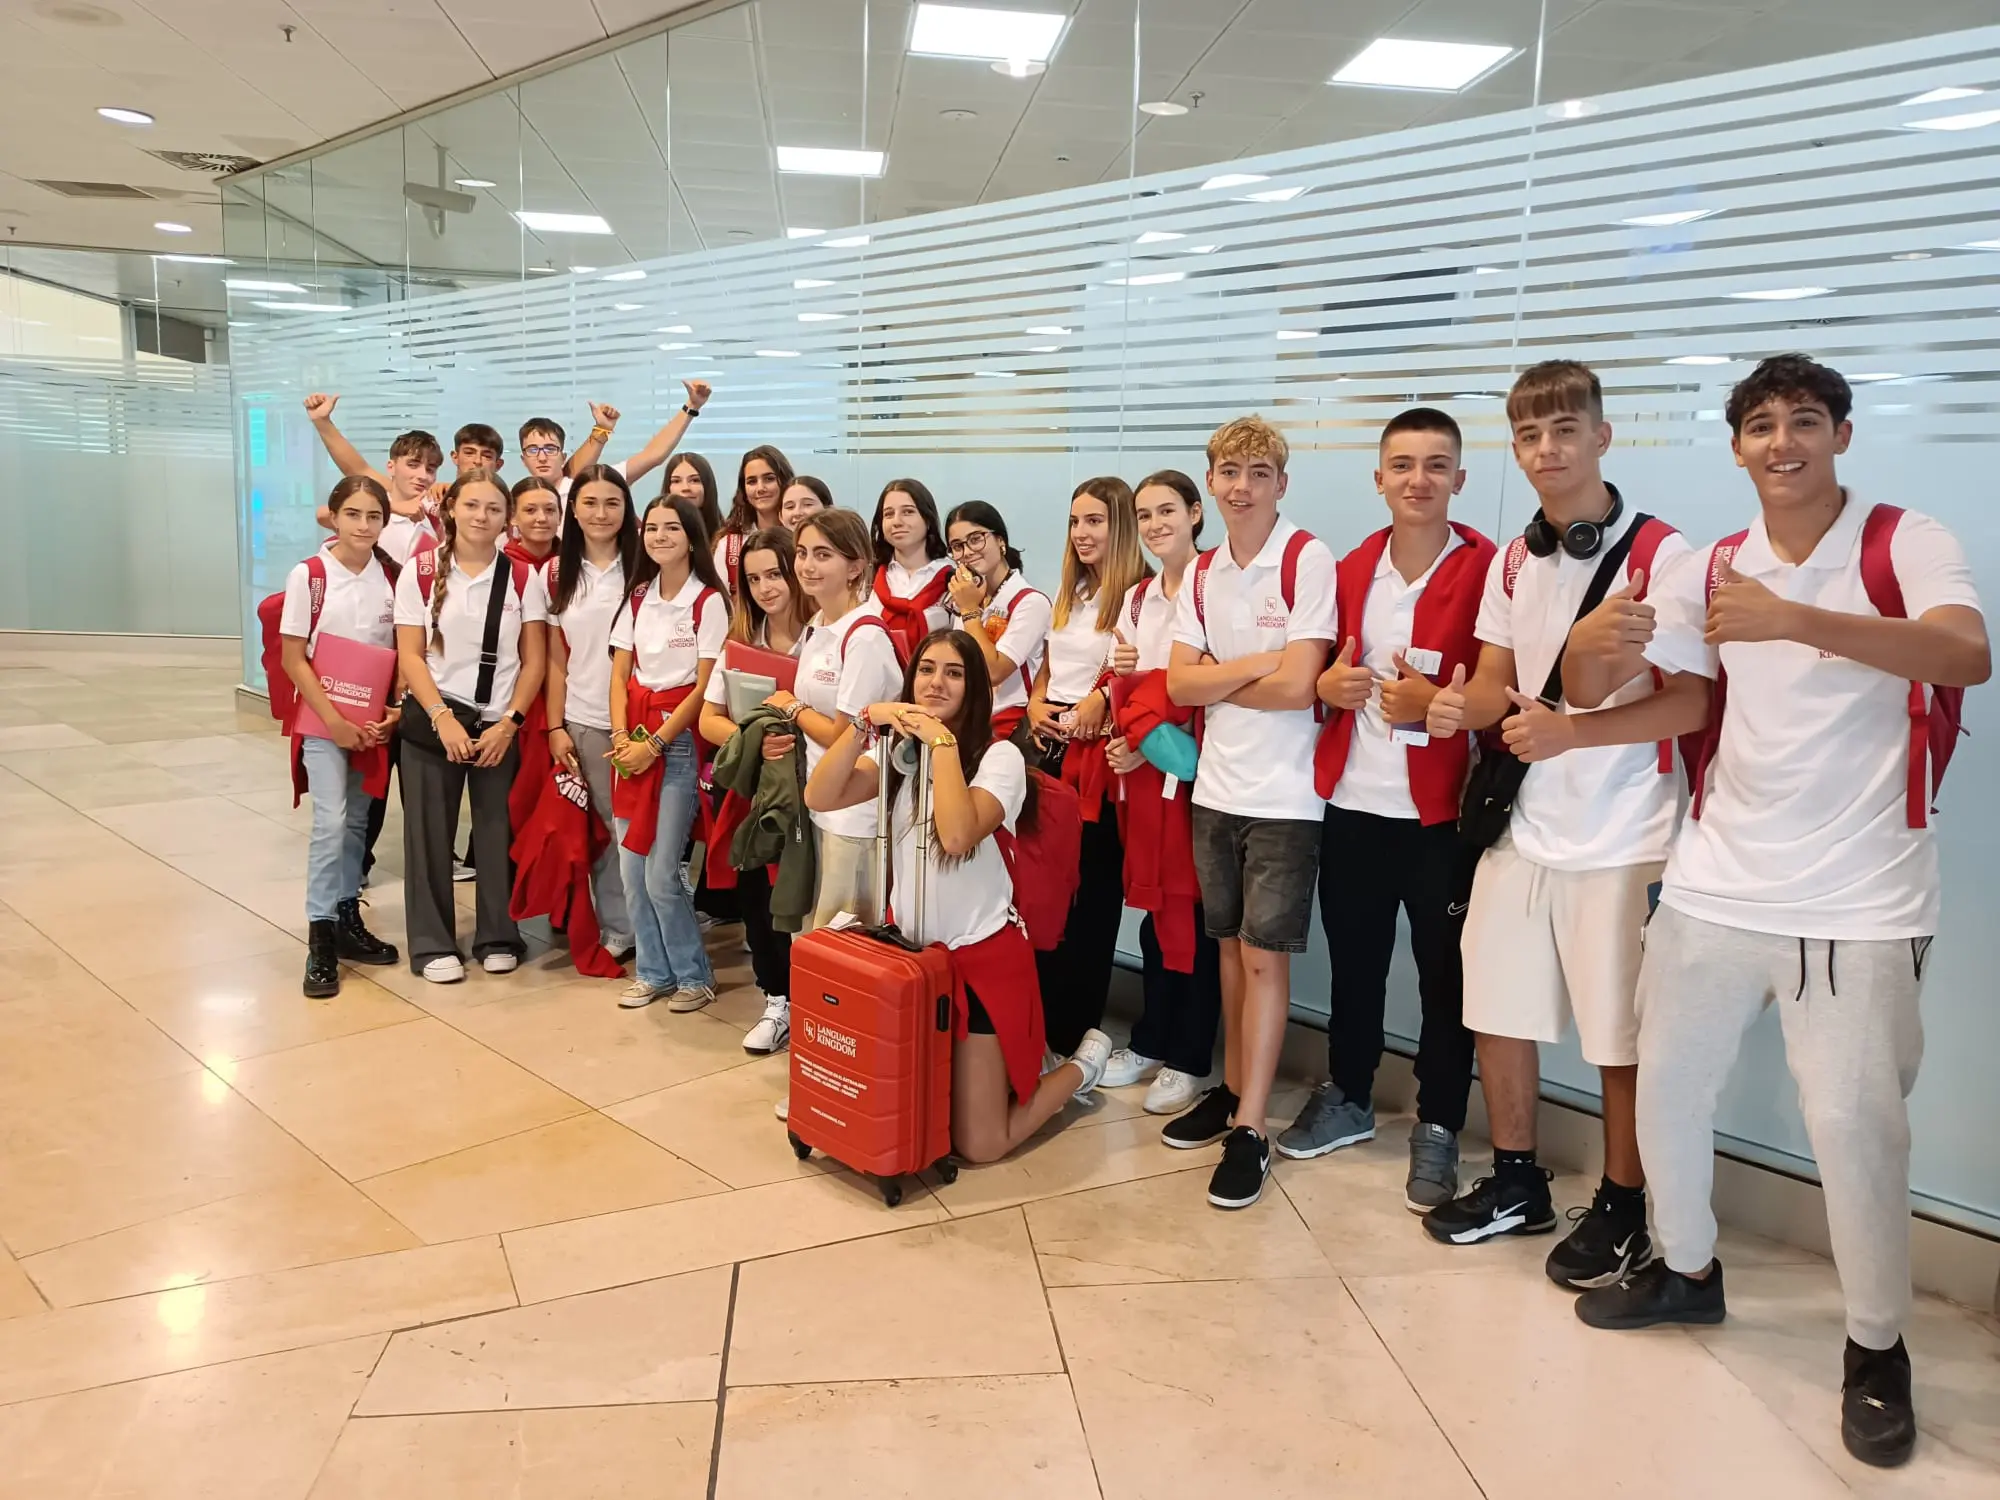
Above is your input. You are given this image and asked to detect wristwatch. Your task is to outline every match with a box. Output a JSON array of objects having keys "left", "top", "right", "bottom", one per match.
[
  {"left": 928, "top": 730, "right": 957, "bottom": 750},
  {"left": 506, "top": 709, "right": 526, "bottom": 727},
  {"left": 682, "top": 403, "right": 701, "bottom": 418}
]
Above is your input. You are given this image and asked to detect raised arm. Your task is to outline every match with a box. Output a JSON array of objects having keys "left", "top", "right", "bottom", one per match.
[
  {"left": 565, "top": 402, "right": 618, "bottom": 477},
  {"left": 621, "top": 380, "right": 712, "bottom": 485},
  {"left": 305, "top": 393, "right": 385, "bottom": 528}
]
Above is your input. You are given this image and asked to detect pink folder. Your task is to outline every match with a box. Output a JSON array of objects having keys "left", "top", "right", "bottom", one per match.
[{"left": 290, "top": 634, "right": 397, "bottom": 739}]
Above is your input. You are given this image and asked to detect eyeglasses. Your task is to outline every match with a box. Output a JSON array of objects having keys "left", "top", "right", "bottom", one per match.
[
  {"left": 947, "top": 529, "right": 992, "bottom": 558},
  {"left": 522, "top": 443, "right": 562, "bottom": 459}
]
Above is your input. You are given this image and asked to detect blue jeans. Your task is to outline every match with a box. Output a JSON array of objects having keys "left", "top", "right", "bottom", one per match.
[
  {"left": 302, "top": 735, "right": 370, "bottom": 922},
  {"left": 615, "top": 733, "right": 713, "bottom": 992}
]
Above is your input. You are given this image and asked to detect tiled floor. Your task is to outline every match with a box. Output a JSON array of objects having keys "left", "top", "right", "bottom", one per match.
[{"left": 0, "top": 638, "right": 1995, "bottom": 1498}]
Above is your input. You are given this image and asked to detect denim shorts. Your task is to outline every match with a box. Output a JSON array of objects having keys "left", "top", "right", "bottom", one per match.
[{"left": 1190, "top": 805, "right": 1321, "bottom": 953}]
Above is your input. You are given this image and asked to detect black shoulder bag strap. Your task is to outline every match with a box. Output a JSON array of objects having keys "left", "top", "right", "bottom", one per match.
[
  {"left": 472, "top": 559, "right": 512, "bottom": 711},
  {"left": 1536, "top": 514, "right": 1651, "bottom": 707}
]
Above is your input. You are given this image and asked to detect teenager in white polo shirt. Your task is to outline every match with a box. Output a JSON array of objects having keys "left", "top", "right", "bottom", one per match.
[
  {"left": 1572, "top": 356, "right": 1989, "bottom": 1470},
  {"left": 302, "top": 395, "right": 440, "bottom": 566},
  {"left": 1166, "top": 415, "right": 1336, "bottom": 1210},
  {"left": 1420, "top": 362, "right": 1708, "bottom": 1288}
]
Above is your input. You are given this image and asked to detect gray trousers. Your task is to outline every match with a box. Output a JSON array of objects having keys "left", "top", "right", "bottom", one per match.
[
  {"left": 400, "top": 735, "right": 521, "bottom": 969},
  {"left": 1636, "top": 903, "right": 1927, "bottom": 1349},
  {"left": 569, "top": 723, "right": 633, "bottom": 950}
]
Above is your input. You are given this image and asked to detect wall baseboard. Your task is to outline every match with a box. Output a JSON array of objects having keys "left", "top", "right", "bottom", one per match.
[{"left": 0, "top": 631, "right": 238, "bottom": 659}]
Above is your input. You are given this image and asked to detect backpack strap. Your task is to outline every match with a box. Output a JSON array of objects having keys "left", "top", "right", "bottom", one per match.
[
  {"left": 1626, "top": 517, "right": 1678, "bottom": 773},
  {"left": 1501, "top": 534, "right": 1530, "bottom": 598},
  {"left": 1191, "top": 550, "right": 1216, "bottom": 628},
  {"left": 999, "top": 586, "right": 1043, "bottom": 698},
  {"left": 1858, "top": 504, "right": 1936, "bottom": 828},
  {"left": 1129, "top": 575, "right": 1150, "bottom": 629},
  {"left": 629, "top": 579, "right": 651, "bottom": 624},
  {"left": 414, "top": 544, "right": 439, "bottom": 606},
  {"left": 1278, "top": 528, "right": 1313, "bottom": 608},
  {"left": 303, "top": 553, "right": 329, "bottom": 641},
  {"left": 839, "top": 612, "right": 893, "bottom": 661},
  {"left": 1688, "top": 531, "right": 1750, "bottom": 820}
]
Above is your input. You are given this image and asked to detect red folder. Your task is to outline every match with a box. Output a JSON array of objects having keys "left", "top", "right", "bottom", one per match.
[
  {"left": 724, "top": 639, "right": 798, "bottom": 693},
  {"left": 290, "top": 634, "right": 397, "bottom": 739}
]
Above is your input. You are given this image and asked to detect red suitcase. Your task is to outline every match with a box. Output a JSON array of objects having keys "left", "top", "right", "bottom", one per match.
[{"left": 786, "top": 736, "right": 957, "bottom": 1206}]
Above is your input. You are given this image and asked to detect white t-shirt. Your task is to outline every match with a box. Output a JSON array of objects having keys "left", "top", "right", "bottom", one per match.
[
  {"left": 1045, "top": 590, "right": 1115, "bottom": 703},
  {"left": 392, "top": 553, "right": 549, "bottom": 717},
  {"left": 1644, "top": 497, "right": 1980, "bottom": 939},
  {"left": 1330, "top": 532, "right": 1466, "bottom": 821},
  {"left": 1172, "top": 519, "right": 1338, "bottom": 821},
  {"left": 1473, "top": 507, "right": 1694, "bottom": 871},
  {"left": 607, "top": 572, "right": 727, "bottom": 690},
  {"left": 280, "top": 552, "right": 396, "bottom": 653},
  {"left": 797, "top": 600, "right": 905, "bottom": 840},
  {"left": 703, "top": 620, "right": 803, "bottom": 707},
  {"left": 884, "top": 558, "right": 954, "bottom": 637},
  {"left": 888, "top": 738, "right": 1026, "bottom": 950},
  {"left": 546, "top": 556, "right": 625, "bottom": 731},
  {"left": 951, "top": 572, "right": 1050, "bottom": 713},
  {"left": 1119, "top": 573, "right": 1182, "bottom": 672}
]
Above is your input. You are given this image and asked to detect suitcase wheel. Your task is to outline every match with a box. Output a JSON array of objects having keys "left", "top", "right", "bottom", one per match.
[
  {"left": 933, "top": 1156, "right": 959, "bottom": 1186},
  {"left": 880, "top": 1177, "right": 904, "bottom": 1208},
  {"left": 787, "top": 1131, "right": 811, "bottom": 1161}
]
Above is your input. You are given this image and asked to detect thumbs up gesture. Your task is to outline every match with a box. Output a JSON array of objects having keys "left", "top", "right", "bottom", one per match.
[
  {"left": 1499, "top": 686, "right": 1578, "bottom": 764},
  {"left": 1704, "top": 563, "right": 1793, "bottom": 645},
  {"left": 1425, "top": 663, "right": 1469, "bottom": 738},
  {"left": 1317, "top": 638, "right": 1376, "bottom": 712},
  {"left": 1569, "top": 566, "right": 1656, "bottom": 669},
  {"left": 1378, "top": 651, "right": 1441, "bottom": 726},
  {"left": 1110, "top": 627, "right": 1139, "bottom": 676}
]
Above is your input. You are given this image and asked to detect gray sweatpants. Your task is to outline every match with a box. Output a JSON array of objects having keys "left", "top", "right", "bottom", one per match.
[
  {"left": 1636, "top": 903, "right": 1927, "bottom": 1350},
  {"left": 569, "top": 724, "right": 633, "bottom": 951}
]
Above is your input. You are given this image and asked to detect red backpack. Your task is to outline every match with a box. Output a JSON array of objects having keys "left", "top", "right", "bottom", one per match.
[
  {"left": 258, "top": 549, "right": 401, "bottom": 728},
  {"left": 1689, "top": 504, "right": 1962, "bottom": 828},
  {"left": 996, "top": 766, "right": 1082, "bottom": 951}
]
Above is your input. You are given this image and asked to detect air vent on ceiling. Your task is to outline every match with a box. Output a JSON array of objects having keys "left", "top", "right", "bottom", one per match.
[
  {"left": 147, "top": 149, "right": 262, "bottom": 176},
  {"left": 33, "top": 180, "right": 163, "bottom": 199}
]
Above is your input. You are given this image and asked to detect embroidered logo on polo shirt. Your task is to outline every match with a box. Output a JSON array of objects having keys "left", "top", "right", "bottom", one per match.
[{"left": 1255, "top": 594, "right": 1288, "bottom": 629}]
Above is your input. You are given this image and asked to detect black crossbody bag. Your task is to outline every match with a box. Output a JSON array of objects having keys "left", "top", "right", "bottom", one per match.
[
  {"left": 400, "top": 560, "right": 513, "bottom": 756},
  {"left": 1457, "top": 519, "right": 1649, "bottom": 850}
]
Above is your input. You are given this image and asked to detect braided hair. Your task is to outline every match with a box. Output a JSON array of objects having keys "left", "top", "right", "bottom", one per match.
[{"left": 427, "top": 467, "right": 508, "bottom": 654}]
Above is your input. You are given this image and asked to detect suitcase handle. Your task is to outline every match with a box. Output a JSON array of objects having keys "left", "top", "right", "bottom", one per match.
[{"left": 873, "top": 730, "right": 931, "bottom": 937}]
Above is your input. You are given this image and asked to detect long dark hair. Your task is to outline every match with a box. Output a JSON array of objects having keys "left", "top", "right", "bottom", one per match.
[
  {"left": 883, "top": 628, "right": 1039, "bottom": 864},
  {"left": 628, "top": 494, "right": 728, "bottom": 606},
  {"left": 944, "top": 499, "right": 1024, "bottom": 572},
  {"left": 551, "top": 463, "right": 640, "bottom": 615},
  {"left": 872, "top": 478, "right": 947, "bottom": 568},
  {"left": 728, "top": 526, "right": 809, "bottom": 644},
  {"left": 724, "top": 444, "right": 795, "bottom": 537},
  {"left": 664, "top": 451, "right": 724, "bottom": 540}
]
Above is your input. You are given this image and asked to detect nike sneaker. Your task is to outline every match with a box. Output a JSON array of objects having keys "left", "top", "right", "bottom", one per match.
[
  {"left": 1545, "top": 1183, "right": 1653, "bottom": 1289},
  {"left": 1422, "top": 1165, "right": 1557, "bottom": 1246}
]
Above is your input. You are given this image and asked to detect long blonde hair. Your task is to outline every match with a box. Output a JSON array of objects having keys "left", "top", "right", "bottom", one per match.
[
  {"left": 427, "top": 468, "right": 509, "bottom": 653},
  {"left": 1053, "top": 476, "right": 1149, "bottom": 632}
]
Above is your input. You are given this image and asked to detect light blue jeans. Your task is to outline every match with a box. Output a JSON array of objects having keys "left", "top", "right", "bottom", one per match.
[
  {"left": 301, "top": 734, "right": 370, "bottom": 923},
  {"left": 615, "top": 732, "right": 713, "bottom": 993}
]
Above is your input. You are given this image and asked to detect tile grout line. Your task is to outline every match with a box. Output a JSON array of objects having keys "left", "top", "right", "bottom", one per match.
[
  {"left": 1023, "top": 1205, "right": 1110, "bottom": 1500},
  {"left": 705, "top": 1261, "right": 742, "bottom": 1500},
  {"left": 1336, "top": 1272, "right": 1493, "bottom": 1500}
]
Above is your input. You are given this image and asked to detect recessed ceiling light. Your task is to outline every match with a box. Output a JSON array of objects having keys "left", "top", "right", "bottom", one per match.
[
  {"left": 939, "top": 108, "right": 978, "bottom": 121},
  {"left": 225, "top": 278, "right": 305, "bottom": 293},
  {"left": 513, "top": 210, "right": 613, "bottom": 234},
  {"left": 1331, "top": 38, "right": 1518, "bottom": 93},
  {"left": 602, "top": 269, "right": 645, "bottom": 281},
  {"left": 910, "top": 5, "right": 1066, "bottom": 63},
  {"left": 527, "top": 266, "right": 559, "bottom": 274},
  {"left": 776, "top": 146, "right": 885, "bottom": 177},
  {"left": 755, "top": 349, "right": 801, "bottom": 358},
  {"left": 153, "top": 221, "right": 192, "bottom": 234},
  {"left": 1135, "top": 230, "right": 1184, "bottom": 244},
  {"left": 254, "top": 301, "right": 347, "bottom": 312},
  {"left": 822, "top": 233, "right": 871, "bottom": 248},
  {"left": 1728, "top": 286, "right": 1832, "bottom": 300},
  {"left": 798, "top": 312, "right": 844, "bottom": 322},
  {"left": 991, "top": 58, "right": 1045, "bottom": 77},
  {"left": 1903, "top": 87, "right": 1981, "bottom": 106},
  {"left": 612, "top": 302, "right": 644, "bottom": 311},
  {"left": 1275, "top": 330, "right": 1315, "bottom": 340},
  {"left": 794, "top": 278, "right": 835, "bottom": 289},
  {"left": 1139, "top": 100, "right": 1187, "bottom": 117},
  {"left": 155, "top": 253, "right": 230, "bottom": 265},
  {"left": 1619, "top": 208, "right": 1717, "bottom": 228},
  {"left": 1906, "top": 107, "right": 2000, "bottom": 132},
  {"left": 1026, "top": 325, "right": 1071, "bottom": 335},
  {"left": 656, "top": 324, "right": 694, "bottom": 333},
  {"left": 1202, "top": 172, "right": 1267, "bottom": 191},
  {"left": 1107, "top": 271, "right": 1184, "bottom": 286},
  {"left": 786, "top": 227, "right": 826, "bottom": 239},
  {"left": 97, "top": 106, "right": 153, "bottom": 125},
  {"left": 1667, "top": 355, "right": 1731, "bottom": 365},
  {"left": 1549, "top": 98, "right": 1598, "bottom": 120},
  {"left": 1242, "top": 185, "right": 1306, "bottom": 203},
  {"left": 727, "top": 229, "right": 755, "bottom": 239},
  {"left": 454, "top": 177, "right": 497, "bottom": 189}
]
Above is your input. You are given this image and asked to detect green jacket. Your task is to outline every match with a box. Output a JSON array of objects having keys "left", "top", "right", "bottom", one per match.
[{"left": 712, "top": 705, "right": 817, "bottom": 933}]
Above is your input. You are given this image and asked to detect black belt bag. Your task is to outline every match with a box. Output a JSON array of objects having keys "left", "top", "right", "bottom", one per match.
[{"left": 399, "top": 556, "right": 511, "bottom": 757}]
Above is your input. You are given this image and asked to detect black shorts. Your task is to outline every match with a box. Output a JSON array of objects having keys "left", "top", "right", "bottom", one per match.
[{"left": 964, "top": 982, "right": 996, "bottom": 1035}]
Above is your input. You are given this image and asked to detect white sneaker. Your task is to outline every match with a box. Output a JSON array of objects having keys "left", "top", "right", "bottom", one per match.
[
  {"left": 619, "top": 980, "right": 660, "bottom": 1008},
  {"left": 451, "top": 860, "right": 476, "bottom": 884},
  {"left": 774, "top": 1095, "right": 790, "bottom": 1122},
  {"left": 667, "top": 984, "right": 716, "bottom": 1014},
  {"left": 1040, "top": 1048, "right": 1064, "bottom": 1077},
  {"left": 744, "top": 995, "right": 790, "bottom": 1054},
  {"left": 1068, "top": 1029, "right": 1115, "bottom": 1099},
  {"left": 1143, "top": 1067, "right": 1202, "bottom": 1116},
  {"left": 1099, "top": 1047, "right": 1162, "bottom": 1089},
  {"left": 481, "top": 952, "right": 518, "bottom": 974},
  {"left": 422, "top": 955, "right": 464, "bottom": 984}
]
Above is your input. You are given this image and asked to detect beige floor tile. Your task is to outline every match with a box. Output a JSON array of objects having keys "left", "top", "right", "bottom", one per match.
[
  {"left": 447, "top": 981, "right": 757, "bottom": 1106},
  {"left": 0, "top": 982, "right": 199, "bottom": 1110},
  {"left": 717, "top": 1375, "right": 1098, "bottom": 1500},
  {"left": 0, "top": 1240, "right": 47, "bottom": 1320},
  {"left": 21, "top": 1165, "right": 421, "bottom": 1308},
  {"left": 109, "top": 947, "right": 422, "bottom": 1065},
  {"left": 0, "top": 1237, "right": 514, "bottom": 1407},
  {"left": 0, "top": 724, "right": 102, "bottom": 752},
  {"left": 358, "top": 1111, "right": 725, "bottom": 1242},
  {"left": 1346, "top": 1267, "right": 1850, "bottom": 1498},
  {"left": 229, "top": 1017, "right": 588, "bottom": 1180},
  {"left": 1687, "top": 1262, "right": 2000, "bottom": 1491},
  {"left": 41, "top": 895, "right": 303, "bottom": 984},
  {"left": 505, "top": 1172, "right": 946, "bottom": 1305},
  {"left": 0, "top": 1069, "right": 330, "bottom": 1257},
  {"left": 307, "top": 1402, "right": 714, "bottom": 1499},
  {"left": 88, "top": 794, "right": 299, "bottom": 858},
  {"left": 0, "top": 1336, "right": 383, "bottom": 1500},
  {"left": 1054, "top": 1277, "right": 1481, "bottom": 1500},
  {"left": 930, "top": 1111, "right": 1222, "bottom": 1217},
  {"left": 4, "top": 762, "right": 208, "bottom": 811},
  {"left": 729, "top": 1209, "right": 1060, "bottom": 1386},
  {"left": 1025, "top": 1167, "right": 1334, "bottom": 1286},
  {"left": 357, "top": 1267, "right": 732, "bottom": 1415},
  {"left": 363, "top": 946, "right": 600, "bottom": 1009},
  {"left": 606, "top": 1056, "right": 845, "bottom": 1189}
]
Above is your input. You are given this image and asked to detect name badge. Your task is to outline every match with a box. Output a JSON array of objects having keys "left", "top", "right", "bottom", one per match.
[
  {"left": 1161, "top": 773, "right": 1179, "bottom": 800},
  {"left": 1391, "top": 725, "right": 1432, "bottom": 747},
  {"left": 1402, "top": 646, "right": 1443, "bottom": 676}
]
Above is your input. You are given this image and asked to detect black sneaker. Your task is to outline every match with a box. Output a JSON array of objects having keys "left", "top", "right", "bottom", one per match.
[
  {"left": 334, "top": 897, "right": 399, "bottom": 966},
  {"left": 1574, "top": 1258, "right": 1727, "bottom": 1329},
  {"left": 1842, "top": 1336, "right": 1916, "bottom": 1468},
  {"left": 1206, "top": 1126, "right": 1271, "bottom": 1209},
  {"left": 303, "top": 919, "right": 341, "bottom": 1000},
  {"left": 1161, "top": 1084, "right": 1236, "bottom": 1150},
  {"left": 1422, "top": 1167, "right": 1556, "bottom": 1245},
  {"left": 1544, "top": 1185, "right": 1654, "bottom": 1289}
]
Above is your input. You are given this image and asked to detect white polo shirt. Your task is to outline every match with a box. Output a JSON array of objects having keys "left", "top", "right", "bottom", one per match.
[
  {"left": 1644, "top": 497, "right": 1980, "bottom": 939},
  {"left": 889, "top": 738, "right": 1026, "bottom": 950},
  {"left": 281, "top": 553, "right": 396, "bottom": 653},
  {"left": 951, "top": 572, "right": 1050, "bottom": 713},
  {"left": 608, "top": 572, "right": 727, "bottom": 690},
  {"left": 1119, "top": 573, "right": 1181, "bottom": 673},
  {"left": 797, "top": 601, "right": 905, "bottom": 840},
  {"left": 392, "top": 553, "right": 549, "bottom": 716},
  {"left": 1172, "top": 518, "right": 1338, "bottom": 822},
  {"left": 1331, "top": 532, "right": 1465, "bottom": 821},
  {"left": 1045, "top": 590, "right": 1115, "bottom": 703},
  {"left": 1474, "top": 507, "right": 1693, "bottom": 870},
  {"left": 546, "top": 556, "right": 625, "bottom": 731},
  {"left": 884, "top": 558, "right": 954, "bottom": 637}
]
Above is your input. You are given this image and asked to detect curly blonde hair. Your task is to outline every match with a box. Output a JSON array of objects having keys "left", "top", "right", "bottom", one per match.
[{"left": 1205, "top": 414, "right": 1289, "bottom": 472}]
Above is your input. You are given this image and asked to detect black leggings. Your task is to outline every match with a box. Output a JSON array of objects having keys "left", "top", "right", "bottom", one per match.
[
  {"left": 736, "top": 863, "right": 791, "bottom": 998},
  {"left": 1128, "top": 909, "right": 1222, "bottom": 1076},
  {"left": 1035, "top": 808, "right": 1126, "bottom": 1056}
]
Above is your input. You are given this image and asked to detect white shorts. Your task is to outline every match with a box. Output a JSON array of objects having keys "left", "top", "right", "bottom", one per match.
[{"left": 1460, "top": 839, "right": 1662, "bottom": 1067}]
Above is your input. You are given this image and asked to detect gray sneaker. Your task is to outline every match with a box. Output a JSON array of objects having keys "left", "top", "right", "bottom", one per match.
[
  {"left": 1405, "top": 1122, "right": 1460, "bottom": 1212},
  {"left": 1274, "top": 1081, "right": 1375, "bottom": 1160}
]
